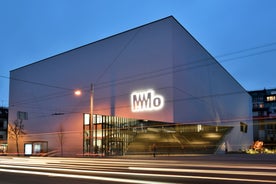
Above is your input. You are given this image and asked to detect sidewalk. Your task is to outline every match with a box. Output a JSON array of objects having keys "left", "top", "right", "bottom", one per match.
[{"left": 112, "top": 153, "right": 276, "bottom": 162}]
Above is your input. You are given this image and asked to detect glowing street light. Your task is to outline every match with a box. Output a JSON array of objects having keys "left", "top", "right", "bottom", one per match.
[
  {"left": 74, "top": 85, "right": 94, "bottom": 155},
  {"left": 74, "top": 89, "right": 82, "bottom": 96}
]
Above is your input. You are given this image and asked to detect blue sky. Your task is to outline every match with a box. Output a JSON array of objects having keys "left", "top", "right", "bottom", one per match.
[{"left": 1, "top": 0, "right": 276, "bottom": 107}]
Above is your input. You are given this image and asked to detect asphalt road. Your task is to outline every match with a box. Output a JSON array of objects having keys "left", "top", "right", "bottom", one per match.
[{"left": 0, "top": 154, "right": 275, "bottom": 184}]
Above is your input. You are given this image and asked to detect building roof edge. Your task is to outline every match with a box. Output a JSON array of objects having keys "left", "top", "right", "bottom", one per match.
[{"left": 10, "top": 15, "right": 175, "bottom": 73}]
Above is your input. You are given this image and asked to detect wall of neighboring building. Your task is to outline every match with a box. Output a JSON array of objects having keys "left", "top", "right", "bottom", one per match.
[
  {"left": 249, "top": 89, "right": 276, "bottom": 149},
  {"left": 0, "top": 107, "right": 8, "bottom": 154}
]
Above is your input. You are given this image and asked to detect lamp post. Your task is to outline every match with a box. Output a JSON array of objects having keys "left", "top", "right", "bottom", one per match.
[
  {"left": 75, "top": 84, "right": 94, "bottom": 156},
  {"left": 90, "top": 84, "right": 94, "bottom": 155}
]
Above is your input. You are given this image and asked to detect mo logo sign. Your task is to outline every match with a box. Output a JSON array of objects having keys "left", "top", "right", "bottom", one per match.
[{"left": 131, "top": 89, "right": 164, "bottom": 112}]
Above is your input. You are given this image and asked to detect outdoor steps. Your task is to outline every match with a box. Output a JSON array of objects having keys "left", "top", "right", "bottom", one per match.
[{"left": 125, "top": 131, "right": 227, "bottom": 155}]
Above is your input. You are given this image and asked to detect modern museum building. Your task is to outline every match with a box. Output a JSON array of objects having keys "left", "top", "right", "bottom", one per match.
[{"left": 8, "top": 16, "right": 253, "bottom": 156}]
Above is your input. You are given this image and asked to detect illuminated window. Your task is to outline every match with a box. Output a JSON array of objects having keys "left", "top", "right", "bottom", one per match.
[
  {"left": 83, "top": 113, "right": 90, "bottom": 125},
  {"left": 267, "top": 96, "right": 276, "bottom": 102},
  {"left": 94, "top": 114, "right": 102, "bottom": 124},
  {"left": 34, "top": 144, "right": 41, "bottom": 153}
]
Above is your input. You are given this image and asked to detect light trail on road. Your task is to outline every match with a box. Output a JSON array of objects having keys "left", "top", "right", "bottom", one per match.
[
  {"left": 1, "top": 164, "right": 275, "bottom": 184},
  {"left": 129, "top": 167, "right": 276, "bottom": 176},
  {"left": 0, "top": 167, "right": 173, "bottom": 184},
  {"left": 0, "top": 156, "right": 275, "bottom": 184}
]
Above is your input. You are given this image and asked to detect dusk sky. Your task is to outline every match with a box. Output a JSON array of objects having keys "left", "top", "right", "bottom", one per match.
[{"left": 1, "top": 0, "right": 276, "bottom": 107}]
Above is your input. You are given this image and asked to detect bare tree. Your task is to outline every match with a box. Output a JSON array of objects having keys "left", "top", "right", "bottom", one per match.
[
  {"left": 57, "top": 124, "right": 65, "bottom": 156},
  {"left": 8, "top": 119, "right": 26, "bottom": 156}
]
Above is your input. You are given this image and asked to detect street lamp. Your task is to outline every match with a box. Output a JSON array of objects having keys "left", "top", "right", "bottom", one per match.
[
  {"left": 74, "top": 84, "right": 94, "bottom": 156},
  {"left": 74, "top": 90, "right": 82, "bottom": 96},
  {"left": 90, "top": 84, "right": 94, "bottom": 155}
]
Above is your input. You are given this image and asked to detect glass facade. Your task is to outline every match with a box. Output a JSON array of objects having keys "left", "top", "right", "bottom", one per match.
[
  {"left": 83, "top": 114, "right": 232, "bottom": 156},
  {"left": 83, "top": 114, "right": 139, "bottom": 156}
]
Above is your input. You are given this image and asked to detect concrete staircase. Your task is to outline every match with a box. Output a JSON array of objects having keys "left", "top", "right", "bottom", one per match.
[{"left": 125, "top": 127, "right": 231, "bottom": 155}]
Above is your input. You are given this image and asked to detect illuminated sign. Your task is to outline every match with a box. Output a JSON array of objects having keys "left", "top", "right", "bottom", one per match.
[
  {"left": 131, "top": 89, "right": 164, "bottom": 112},
  {"left": 24, "top": 144, "right": 32, "bottom": 155}
]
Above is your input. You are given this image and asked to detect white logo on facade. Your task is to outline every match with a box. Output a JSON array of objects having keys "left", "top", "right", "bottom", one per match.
[{"left": 131, "top": 89, "right": 164, "bottom": 112}]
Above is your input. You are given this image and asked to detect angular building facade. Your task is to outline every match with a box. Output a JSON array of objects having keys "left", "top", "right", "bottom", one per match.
[{"left": 8, "top": 16, "right": 253, "bottom": 156}]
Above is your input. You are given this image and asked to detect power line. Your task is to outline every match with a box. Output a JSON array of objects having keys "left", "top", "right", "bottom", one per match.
[
  {"left": 1, "top": 75, "right": 73, "bottom": 91},
  {"left": 2, "top": 41, "right": 276, "bottom": 107},
  {"left": 3, "top": 41, "right": 276, "bottom": 90},
  {"left": 3, "top": 41, "right": 276, "bottom": 91},
  {"left": 215, "top": 41, "right": 276, "bottom": 59}
]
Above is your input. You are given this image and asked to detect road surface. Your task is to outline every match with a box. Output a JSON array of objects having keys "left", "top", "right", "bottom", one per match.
[{"left": 0, "top": 154, "right": 275, "bottom": 184}]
